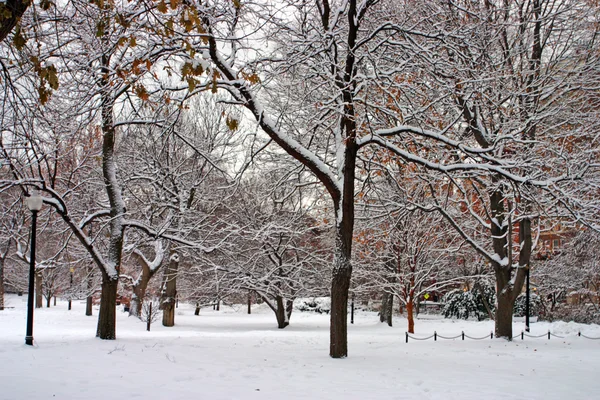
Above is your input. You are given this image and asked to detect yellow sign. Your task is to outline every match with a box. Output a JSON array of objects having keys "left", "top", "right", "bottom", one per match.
[{"left": 424, "top": 293, "right": 430, "bottom": 300}]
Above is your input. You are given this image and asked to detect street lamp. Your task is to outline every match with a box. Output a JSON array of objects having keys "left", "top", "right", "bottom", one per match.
[
  {"left": 525, "top": 266, "right": 530, "bottom": 332},
  {"left": 25, "top": 191, "right": 43, "bottom": 346},
  {"left": 68, "top": 267, "right": 74, "bottom": 310}
]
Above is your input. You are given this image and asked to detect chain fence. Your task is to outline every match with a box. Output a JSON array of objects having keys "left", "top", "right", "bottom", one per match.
[{"left": 405, "top": 330, "right": 600, "bottom": 343}]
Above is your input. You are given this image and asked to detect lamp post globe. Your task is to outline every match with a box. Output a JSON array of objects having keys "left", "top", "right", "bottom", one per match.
[
  {"left": 25, "top": 191, "right": 42, "bottom": 346},
  {"left": 26, "top": 193, "right": 43, "bottom": 212}
]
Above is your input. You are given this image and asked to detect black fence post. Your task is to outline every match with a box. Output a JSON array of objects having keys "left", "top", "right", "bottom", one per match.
[
  {"left": 521, "top": 331, "right": 524, "bottom": 340},
  {"left": 462, "top": 331, "right": 464, "bottom": 341},
  {"left": 548, "top": 330, "right": 551, "bottom": 340},
  {"left": 578, "top": 331, "right": 581, "bottom": 337},
  {"left": 434, "top": 331, "right": 437, "bottom": 341},
  {"left": 490, "top": 332, "right": 493, "bottom": 339},
  {"left": 406, "top": 332, "right": 408, "bottom": 343}
]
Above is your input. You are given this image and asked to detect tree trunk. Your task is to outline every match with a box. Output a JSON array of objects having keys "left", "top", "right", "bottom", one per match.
[
  {"left": 493, "top": 218, "right": 531, "bottom": 339},
  {"left": 494, "top": 268, "right": 517, "bottom": 339},
  {"left": 379, "top": 292, "right": 388, "bottom": 323},
  {"left": 247, "top": 291, "right": 252, "bottom": 314},
  {"left": 35, "top": 270, "right": 43, "bottom": 308},
  {"left": 86, "top": 296, "right": 93, "bottom": 316},
  {"left": 130, "top": 269, "right": 152, "bottom": 318},
  {"left": 194, "top": 303, "right": 200, "bottom": 315},
  {"left": 96, "top": 273, "right": 118, "bottom": 339},
  {"left": 86, "top": 266, "right": 93, "bottom": 316},
  {"left": 330, "top": 232, "right": 352, "bottom": 358},
  {"left": 95, "top": 46, "right": 125, "bottom": 339},
  {"left": 130, "top": 295, "right": 141, "bottom": 318},
  {"left": 129, "top": 246, "right": 164, "bottom": 318},
  {"left": 274, "top": 296, "right": 293, "bottom": 329},
  {"left": 46, "top": 295, "right": 51, "bottom": 308},
  {"left": 490, "top": 188, "right": 512, "bottom": 338},
  {"left": 407, "top": 298, "right": 415, "bottom": 334},
  {"left": 161, "top": 253, "right": 179, "bottom": 327},
  {"left": 379, "top": 291, "right": 393, "bottom": 327},
  {"left": 329, "top": 138, "right": 356, "bottom": 358},
  {"left": 495, "top": 289, "right": 515, "bottom": 339}
]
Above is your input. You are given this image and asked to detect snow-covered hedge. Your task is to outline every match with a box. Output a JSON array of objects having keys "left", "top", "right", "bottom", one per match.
[
  {"left": 513, "top": 293, "right": 542, "bottom": 317},
  {"left": 442, "top": 284, "right": 496, "bottom": 321},
  {"left": 442, "top": 290, "right": 483, "bottom": 320},
  {"left": 295, "top": 297, "right": 331, "bottom": 314},
  {"left": 443, "top": 286, "right": 547, "bottom": 320},
  {"left": 542, "top": 304, "right": 600, "bottom": 324}
]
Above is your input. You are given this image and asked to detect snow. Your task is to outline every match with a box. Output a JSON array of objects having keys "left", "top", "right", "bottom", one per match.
[
  {"left": 491, "top": 253, "right": 510, "bottom": 266},
  {"left": 1, "top": 294, "right": 599, "bottom": 400}
]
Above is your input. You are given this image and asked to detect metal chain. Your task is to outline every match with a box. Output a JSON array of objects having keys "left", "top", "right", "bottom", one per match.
[
  {"left": 523, "top": 333, "right": 548, "bottom": 338},
  {"left": 437, "top": 334, "right": 462, "bottom": 340},
  {"left": 580, "top": 334, "right": 600, "bottom": 340},
  {"left": 406, "top": 334, "right": 435, "bottom": 341},
  {"left": 406, "top": 331, "right": 600, "bottom": 342},
  {"left": 464, "top": 334, "right": 492, "bottom": 340}
]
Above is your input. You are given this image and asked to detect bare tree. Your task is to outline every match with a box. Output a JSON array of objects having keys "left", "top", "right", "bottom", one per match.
[{"left": 170, "top": 0, "right": 592, "bottom": 355}]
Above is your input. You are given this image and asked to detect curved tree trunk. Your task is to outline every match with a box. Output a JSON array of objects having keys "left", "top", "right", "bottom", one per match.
[
  {"left": 274, "top": 296, "right": 293, "bottom": 329},
  {"left": 96, "top": 273, "right": 118, "bottom": 339},
  {"left": 161, "top": 253, "right": 179, "bottom": 327},
  {"left": 130, "top": 269, "right": 152, "bottom": 318},
  {"left": 130, "top": 243, "right": 164, "bottom": 318}
]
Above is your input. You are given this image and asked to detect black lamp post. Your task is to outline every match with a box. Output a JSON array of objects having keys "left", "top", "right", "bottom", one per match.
[
  {"left": 525, "top": 266, "right": 530, "bottom": 332},
  {"left": 68, "top": 267, "right": 74, "bottom": 310},
  {"left": 350, "top": 292, "right": 355, "bottom": 324},
  {"left": 25, "top": 191, "right": 43, "bottom": 346}
]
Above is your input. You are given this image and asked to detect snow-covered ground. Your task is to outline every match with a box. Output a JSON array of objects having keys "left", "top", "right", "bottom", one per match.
[{"left": 1, "top": 294, "right": 599, "bottom": 400}]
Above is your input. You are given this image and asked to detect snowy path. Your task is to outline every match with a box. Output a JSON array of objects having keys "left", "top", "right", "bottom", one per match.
[{"left": 1, "top": 295, "right": 599, "bottom": 400}]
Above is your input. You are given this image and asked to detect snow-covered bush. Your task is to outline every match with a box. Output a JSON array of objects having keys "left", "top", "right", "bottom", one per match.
[
  {"left": 444, "top": 286, "right": 552, "bottom": 321},
  {"left": 442, "top": 290, "right": 480, "bottom": 320},
  {"left": 542, "top": 304, "right": 600, "bottom": 324},
  {"left": 513, "top": 293, "right": 542, "bottom": 317},
  {"left": 295, "top": 297, "right": 331, "bottom": 314},
  {"left": 442, "top": 284, "right": 496, "bottom": 321}
]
